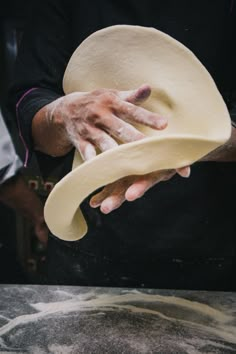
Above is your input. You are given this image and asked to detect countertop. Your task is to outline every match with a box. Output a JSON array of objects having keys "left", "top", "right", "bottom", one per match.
[{"left": 0, "top": 285, "right": 236, "bottom": 353}]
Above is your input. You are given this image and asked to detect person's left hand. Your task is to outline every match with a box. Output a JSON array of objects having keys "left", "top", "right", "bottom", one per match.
[{"left": 90, "top": 166, "right": 190, "bottom": 214}]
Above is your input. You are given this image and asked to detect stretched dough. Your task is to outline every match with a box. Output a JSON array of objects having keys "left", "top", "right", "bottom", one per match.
[{"left": 44, "top": 25, "right": 231, "bottom": 241}]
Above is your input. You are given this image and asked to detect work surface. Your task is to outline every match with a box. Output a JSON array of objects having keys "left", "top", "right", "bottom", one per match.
[{"left": 0, "top": 285, "right": 236, "bottom": 353}]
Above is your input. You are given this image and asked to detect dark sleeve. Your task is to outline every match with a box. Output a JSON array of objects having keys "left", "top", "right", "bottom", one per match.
[{"left": 7, "top": 0, "right": 74, "bottom": 165}]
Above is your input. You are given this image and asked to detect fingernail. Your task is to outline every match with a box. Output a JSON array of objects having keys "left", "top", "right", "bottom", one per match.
[
  {"left": 101, "top": 205, "right": 112, "bottom": 214},
  {"left": 101, "top": 199, "right": 113, "bottom": 214},
  {"left": 125, "top": 191, "right": 136, "bottom": 201},
  {"left": 157, "top": 117, "right": 168, "bottom": 129},
  {"left": 90, "top": 198, "right": 100, "bottom": 208}
]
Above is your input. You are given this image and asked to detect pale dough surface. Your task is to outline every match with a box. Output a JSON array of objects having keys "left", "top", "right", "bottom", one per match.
[{"left": 44, "top": 25, "right": 231, "bottom": 241}]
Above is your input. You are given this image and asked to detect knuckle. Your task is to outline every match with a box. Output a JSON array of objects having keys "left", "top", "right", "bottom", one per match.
[
  {"left": 97, "top": 91, "right": 118, "bottom": 106},
  {"left": 85, "top": 104, "right": 101, "bottom": 123},
  {"left": 119, "top": 101, "right": 135, "bottom": 117},
  {"left": 78, "top": 125, "right": 90, "bottom": 139},
  {"left": 100, "top": 114, "right": 113, "bottom": 128},
  {"left": 91, "top": 88, "right": 107, "bottom": 96},
  {"left": 64, "top": 98, "right": 79, "bottom": 115},
  {"left": 68, "top": 101, "right": 77, "bottom": 112},
  {"left": 116, "top": 126, "right": 124, "bottom": 138}
]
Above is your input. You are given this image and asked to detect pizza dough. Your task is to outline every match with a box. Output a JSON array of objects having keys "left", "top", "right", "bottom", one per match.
[{"left": 44, "top": 25, "right": 231, "bottom": 241}]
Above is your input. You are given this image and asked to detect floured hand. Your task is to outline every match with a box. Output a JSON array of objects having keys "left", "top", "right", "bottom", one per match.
[{"left": 44, "top": 84, "right": 167, "bottom": 157}]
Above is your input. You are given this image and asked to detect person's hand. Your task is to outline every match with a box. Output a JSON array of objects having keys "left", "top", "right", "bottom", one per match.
[
  {"left": 44, "top": 83, "right": 190, "bottom": 213},
  {"left": 33, "top": 216, "right": 48, "bottom": 247},
  {"left": 90, "top": 166, "right": 191, "bottom": 214},
  {"left": 0, "top": 173, "right": 49, "bottom": 246},
  {"left": 45, "top": 84, "right": 167, "bottom": 157}
]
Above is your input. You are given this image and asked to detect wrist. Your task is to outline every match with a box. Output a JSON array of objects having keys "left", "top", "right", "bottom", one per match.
[
  {"left": 201, "top": 124, "right": 236, "bottom": 162},
  {"left": 33, "top": 97, "right": 73, "bottom": 156}
]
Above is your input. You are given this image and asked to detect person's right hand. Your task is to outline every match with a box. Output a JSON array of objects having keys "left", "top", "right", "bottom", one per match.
[
  {"left": 45, "top": 84, "right": 167, "bottom": 158},
  {"left": 33, "top": 216, "right": 48, "bottom": 247}
]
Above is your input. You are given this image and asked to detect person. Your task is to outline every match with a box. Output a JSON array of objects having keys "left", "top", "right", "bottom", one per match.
[
  {"left": 0, "top": 109, "right": 48, "bottom": 282},
  {"left": 0, "top": 109, "right": 48, "bottom": 245},
  {"left": 8, "top": 0, "right": 236, "bottom": 290}
]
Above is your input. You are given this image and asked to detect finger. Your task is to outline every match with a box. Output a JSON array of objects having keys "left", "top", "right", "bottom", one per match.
[
  {"left": 102, "top": 114, "right": 145, "bottom": 143},
  {"left": 90, "top": 187, "right": 111, "bottom": 208},
  {"left": 75, "top": 138, "right": 97, "bottom": 161},
  {"left": 100, "top": 195, "right": 126, "bottom": 214},
  {"left": 119, "top": 84, "right": 152, "bottom": 105},
  {"left": 125, "top": 170, "right": 175, "bottom": 201},
  {"left": 176, "top": 166, "right": 191, "bottom": 178},
  {"left": 88, "top": 126, "right": 119, "bottom": 152},
  {"left": 90, "top": 176, "right": 134, "bottom": 210},
  {"left": 125, "top": 174, "right": 162, "bottom": 201},
  {"left": 65, "top": 121, "right": 97, "bottom": 161},
  {"left": 114, "top": 100, "right": 167, "bottom": 130}
]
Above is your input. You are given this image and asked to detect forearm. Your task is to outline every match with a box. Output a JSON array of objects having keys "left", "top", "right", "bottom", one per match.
[{"left": 203, "top": 125, "right": 236, "bottom": 162}]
